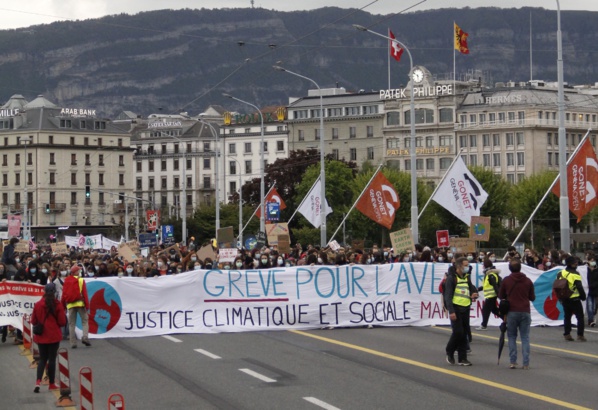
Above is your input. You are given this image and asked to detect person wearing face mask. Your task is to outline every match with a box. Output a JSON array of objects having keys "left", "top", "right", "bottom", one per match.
[
  {"left": 53, "top": 265, "right": 70, "bottom": 341},
  {"left": 156, "top": 256, "right": 169, "bottom": 275},
  {"left": 0, "top": 263, "right": 7, "bottom": 343},
  {"left": 258, "top": 254, "right": 271, "bottom": 268},
  {"left": 232, "top": 256, "right": 245, "bottom": 270},
  {"left": 476, "top": 257, "right": 502, "bottom": 330},
  {"left": 1, "top": 237, "right": 20, "bottom": 279},
  {"left": 125, "top": 265, "right": 135, "bottom": 277},
  {"left": 27, "top": 261, "right": 47, "bottom": 285},
  {"left": 586, "top": 255, "right": 598, "bottom": 328},
  {"left": 116, "top": 268, "right": 125, "bottom": 277}
]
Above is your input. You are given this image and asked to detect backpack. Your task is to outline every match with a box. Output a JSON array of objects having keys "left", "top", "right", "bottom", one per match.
[
  {"left": 553, "top": 271, "right": 574, "bottom": 300},
  {"left": 61, "top": 277, "right": 83, "bottom": 304}
]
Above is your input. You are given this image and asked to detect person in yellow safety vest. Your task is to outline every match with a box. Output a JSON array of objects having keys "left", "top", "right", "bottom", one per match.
[
  {"left": 60, "top": 265, "right": 91, "bottom": 348},
  {"left": 561, "top": 256, "right": 587, "bottom": 342},
  {"left": 444, "top": 257, "right": 478, "bottom": 366},
  {"left": 476, "top": 258, "right": 502, "bottom": 330}
]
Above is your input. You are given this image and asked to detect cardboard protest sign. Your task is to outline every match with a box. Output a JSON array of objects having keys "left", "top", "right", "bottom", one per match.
[
  {"left": 197, "top": 245, "right": 217, "bottom": 262},
  {"left": 51, "top": 242, "right": 68, "bottom": 254},
  {"left": 217, "top": 227, "right": 235, "bottom": 248},
  {"left": 449, "top": 237, "right": 476, "bottom": 253},
  {"left": 469, "top": 216, "right": 491, "bottom": 242},
  {"left": 118, "top": 244, "right": 138, "bottom": 261},
  {"left": 389, "top": 228, "right": 415, "bottom": 253},
  {"left": 266, "top": 223, "right": 289, "bottom": 245},
  {"left": 436, "top": 230, "right": 450, "bottom": 248},
  {"left": 277, "top": 235, "right": 291, "bottom": 254},
  {"left": 15, "top": 240, "right": 29, "bottom": 253}
]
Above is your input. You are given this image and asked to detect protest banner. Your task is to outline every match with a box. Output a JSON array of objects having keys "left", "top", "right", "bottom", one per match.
[
  {"left": 51, "top": 242, "right": 68, "bottom": 254},
  {"left": 449, "top": 237, "right": 476, "bottom": 253},
  {"left": 389, "top": 228, "right": 415, "bottom": 253},
  {"left": 219, "top": 248, "right": 238, "bottom": 263},
  {"left": 469, "top": 216, "right": 491, "bottom": 242},
  {"left": 436, "top": 230, "right": 450, "bottom": 248},
  {"left": 0, "top": 282, "right": 45, "bottom": 329}
]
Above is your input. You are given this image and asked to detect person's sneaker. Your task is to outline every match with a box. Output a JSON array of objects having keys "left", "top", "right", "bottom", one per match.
[
  {"left": 48, "top": 383, "right": 60, "bottom": 391},
  {"left": 509, "top": 363, "right": 519, "bottom": 369},
  {"left": 466, "top": 349, "right": 473, "bottom": 354},
  {"left": 522, "top": 365, "right": 530, "bottom": 370},
  {"left": 13, "top": 338, "right": 23, "bottom": 345},
  {"left": 82, "top": 339, "right": 91, "bottom": 347},
  {"left": 446, "top": 355, "right": 455, "bottom": 365},
  {"left": 564, "top": 334, "right": 574, "bottom": 341},
  {"left": 577, "top": 335, "right": 587, "bottom": 342},
  {"left": 590, "top": 322, "right": 596, "bottom": 328},
  {"left": 34, "top": 380, "right": 41, "bottom": 393},
  {"left": 475, "top": 326, "right": 487, "bottom": 331},
  {"left": 458, "top": 359, "right": 472, "bottom": 366}
]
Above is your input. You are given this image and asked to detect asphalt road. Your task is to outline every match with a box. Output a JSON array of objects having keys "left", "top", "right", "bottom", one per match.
[{"left": 1, "top": 325, "right": 597, "bottom": 409}]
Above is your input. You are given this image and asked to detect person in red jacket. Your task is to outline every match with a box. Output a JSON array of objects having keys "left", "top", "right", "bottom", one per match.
[{"left": 31, "top": 282, "right": 67, "bottom": 392}]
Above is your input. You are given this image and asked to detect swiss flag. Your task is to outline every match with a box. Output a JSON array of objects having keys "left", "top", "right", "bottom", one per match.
[
  {"left": 552, "top": 138, "right": 598, "bottom": 222},
  {"left": 389, "top": 30, "right": 404, "bottom": 63},
  {"left": 356, "top": 171, "right": 400, "bottom": 229},
  {"left": 256, "top": 187, "right": 287, "bottom": 218}
]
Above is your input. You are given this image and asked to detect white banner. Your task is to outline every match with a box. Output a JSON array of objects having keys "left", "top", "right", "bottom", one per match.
[
  {"left": 64, "top": 235, "right": 79, "bottom": 248},
  {"left": 0, "top": 282, "right": 44, "bottom": 329},
  {"left": 102, "top": 237, "right": 121, "bottom": 251},
  {"left": 432, "top": 157, "right": 488, "bottom": 226},
  {"left": 1, "top": 263, "right": 579, "bottom": 338},
  {"left": 297, "top": 178, "right": 332, "bottom": 228}
]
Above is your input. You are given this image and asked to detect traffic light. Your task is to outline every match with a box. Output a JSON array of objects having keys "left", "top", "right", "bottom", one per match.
[
  {"left": 85, "top": 185, "right": 91, "bottom": 199},
  {"left": 45, "top": 203, "right": 50, "bottom": 214}
]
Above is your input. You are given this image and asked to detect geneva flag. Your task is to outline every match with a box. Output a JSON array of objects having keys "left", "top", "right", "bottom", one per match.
[
  {"left": 355, "top": 171, "right": 400, "bottom": 229},
  {"left": 432, "top": 157, "right": 488, "bottom": 226},
  {"left": 551, "top": 138, "right": 598, "bottom": 222}
]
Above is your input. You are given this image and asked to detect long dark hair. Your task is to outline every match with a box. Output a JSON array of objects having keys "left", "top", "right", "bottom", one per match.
[{"left": 44, "top": 290, "right": 57, "bottom": 316}]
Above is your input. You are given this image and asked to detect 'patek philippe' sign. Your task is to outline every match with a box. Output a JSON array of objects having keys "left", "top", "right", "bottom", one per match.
[
  {"left": 386, "top": 147, "right": 450, "bottom": 156},
  {"left": 60, "top": 108, "right": 97, "bottom": 116},
  {"left": 380, "top": 85, "right": 453, "bottom": 100}
]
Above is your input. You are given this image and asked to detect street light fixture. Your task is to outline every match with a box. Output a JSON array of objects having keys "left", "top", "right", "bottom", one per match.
[
  {"left": 222, "top": 93, "right": 266, "bottom": 237},
  {"left": 272, "top": 66, "right": 327, "bottom": 247},
  {"left": 353, "top": 24, "right": 419, "bottom": 244},
  {"left": 228, "top": 157, "right": 244, "bottom": 247},
  {"left": 19, "top": 136, "right": 33, "bottom": 240},
  {"left": 198, "top": 118, "right": 221, "bottom": 232},
  {"left": 556, "top": 0, "right": 570, "bottom": 252},
  {"left": 168, "top": 134, "right": 187, "bottom": 245}
]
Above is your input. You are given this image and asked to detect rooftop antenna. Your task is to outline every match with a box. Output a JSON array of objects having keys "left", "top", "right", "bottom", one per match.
[{"left": 251, "top": 0, "right": 254, "bottom": 8}]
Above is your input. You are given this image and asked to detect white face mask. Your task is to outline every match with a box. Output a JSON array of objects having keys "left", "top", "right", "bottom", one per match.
[
  {"left": 438, "top": 257, "right": 444, "bottom": 262},
  {"left": 157, "top": 262, "right": 163, "bottom": 268},
  {"left": 41, "top": 268, "right": 48, "bottom": 274},
  {"left": 126, "top": 268, "right": 134, "bottom": 273},
  {"left": 590, "top": 261, "right": 597, "bottom": 267},
  {"left": 117, "top": 272, "right": 124, "bottom": 277},
  {"left": 546, "top": 261, "right": 552, "bottom": 267},
  {"left": 87, "top": 271, "right": 95, "bottom": 277},
  {"left": 236, "top": 262, "right": 243, "bottom": 268},
  {"left": 15, "top": 258, "right": 20, "bottom": 263},
  {"left": 60, "top": 271, "right": 67, "bottom": 276},
  {"left": 194, "top": 265, "right": 201, "bottom": 270},
  {"left": 317, "top": 258, "right": 323, "bottom": 264},
  {"left": 489, "top": 257, "right": 496, "bottom": 263},
  {"left": 191, "top": 257, "right": 197, "bottom": 262},
  {"left": 447, "top": 253, "right": 453, "bottom": 259},
  {"left": 277, "top": 259, "right": 284, "bottom": 266},
  {"left": 467, "top": 256, "right": 473, "bottom": 261},
  {"left": 403, "top": 257, "right": 410, "bottom": 262}
]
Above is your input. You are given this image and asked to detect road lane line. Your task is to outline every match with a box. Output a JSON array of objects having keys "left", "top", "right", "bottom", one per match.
[
  {"left": 432, "top": 326, "right": 598, "bottom": 359},
  {"left": 290, "top": 330, "right": 590, "bottom": 410},
  {"left": 162, "top": 335, "right": 183, "bottom": 343},
  {"left": 194, "top": 349, "right": 221, "bottom": 359},
  {"left": 303, "top": 396, "right": 341, "bottom": 410},
  {"left": 239, "top": 368, "right": 276, "bottom": 383}
]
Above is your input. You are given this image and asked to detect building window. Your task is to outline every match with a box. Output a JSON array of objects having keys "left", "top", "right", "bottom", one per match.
[
  {"left": 367, "top": 126, "right": 374, "bottom": 138},
  {"left": 439, "top": 108, "right": 453, "bottom": 123},
  {"left": 315, "top": 129, "right": 320, "bottom": 140},
  {"left": 405, "top": 138, "right": 411, "bottom": 148},
  {"left": 277, "top": 140, "right": 284, "bottom": 151},
  {"left": 1, "top": 154, "right": 6, "bottom": 166},
  {"left": 405, "top": 159, "right": 411, "bottom": 170},
  {"left": 174, "top": 144, "right": 179, "bottom": 154},
  {"left": 469, "top": 155, "right": 477, "bottom": 166},
  {"left": 85, "top": 173, "right": 90, "bottom": 185},
  {"left": 416, "top": 159, "right": 424, "bottom": 170},
  {"left": 97, "top": 138, "right": 102, "bottom": 147},
  {"left": 426, "top": 158, "right": 435, "bottom": 170},
  {"left": 136, "top": 161, "right": 142, "bottom": 172},
  {"left": 203, "top": 158, "right": 210, "bottom": 169},
  {"left": 508, "top": 112, "right": 516, "bottom": 124},
  {"left": 161, "top": 177, "right": 167, "bottom": 189},
  {"left": 71, "top": 154, "right": 77, "bottom": 165},
  {"left": 50, "top": 172, "right": 56, "bottom": 185},
  {"left": 99, "top": 173, "right": 104, "bottom": 186},
  {"left": 498, "top": 112, "right": 506, "bottom": 123},
  {"left": 71, "top": 173, "right": 77, "bottom": 185},
  {"left": 229, "top": 161, "right": 236, "bottom": 175},
  {"left": 229, "top": 143, "right": 236, "bottom": 154},
  {"left": 263, "top": 141, "right": 268, "bottom": 152},
  {"left": 48, "top": 135, "right": 54, "bottom": 144},
  {"left": 310, "top": 109, "right": 322, "bottom": 118},
  {"left": 507, "top": 153, "right": 514, "bottom": 166},
  {"left": 203, "top": 142, "right": 210, "bottom": 151},
  {"left": 331, "top": 149, "right": 339, "bottom": 160},
  {"left": 298, "top": 130, "right": 305, "bottom": 141},
  {"left": 426, "top": 136, "right": 434, "bottom": 147},
  {"left": 60, "top": 119, "right": 72, "bottom": 128},
  {"left": 161, "top": 160, "right": 166, "bottom": 171},
  {"left": 547, "top": 132, "right": 552, "bottom": 145},
  {"left": 516, "top": 132, "right": 524, "bottom": 146},
  {"left": 507, "top": 174, "right": 515, "bottom": 184},
  {"left": 149, "top": 161, "right": 154, "bottom": 172},
  {"left": 479, "top": 113, "right": 486, "bottom": 124},
  {"left": 439, "top": 135, "right": 453, "bottom": 146},
  {"left": 245, "top": 160, "right": 252, "bottom": 174},
  {"left": 229, "top": 181, "right": 237, "bottom": 197},
  {"left": 119, "top": 155, "right": 124, "bottom": 166},
  {"left": 405, "top": 108, "right": 434, "bottom": 124},
  {"left": 173, "top": 159, "right": 179, "bottom": 171},
  {"left": 350, "top": 148, "right": 357, "bottom": 161},
  {"left": 349, "top": 126, "right": 356, "bottom": 139},
  {"left": 136, "top": 178, "right": 142, "bottom": 190},
  {"left": 439, "top": 158, "right": 452, "bottom": 170},
  {"left": 459, "top": 135, "right": 467, "bottom": 148},
  {"left": 15, "top": 154, "right": 20, "bottom": 166},
  {"left": 363, "top": 105, "right": 378, "bottom": 114},
  {"left": 85, "top": 154, "right": 91, "bottom": 166},
  {"left": 367, "top": 147, "right": 374, "bottom": 160},
  {"left": 2, "top": 174, "right": 7, "bottom": 186},
  {"left": 149, "top": 178, "right": 155, "bottom": 189},
  {"left": 506, "top": 133, "right": 514, "bottom": 146},
  {"left": 98, "top": 154, "right": 104, "bottom": 166},
  {"left": 469, "top": 135, "right": 477, "bottom": 148},
  {"left": 518, "top": 111, "right": 525, "bottom": 125},
  {"left": 387, "top": 112, "right": 400, "bottom": 126},
  {"left": 493, "top": 153, "right": 501, "bottom": 167},
  {"left": 70, "top": 192, "right": 77, "bottom": 205},
  {"left": 203, "top": 176, "right": 211, "bottom": 189},
  {"left": 161, "top": 144, "right": 167, "bottom": 154},
  {"left": 244, "top": 142, "right": 252, "bottom": 153},
  {"left": 461, "top": 155, "right": 467, "bottom": 165},
  {"left": 27, "top": 153, "right": 32, "bottom": 165},
  {"left": 173, "top": 177, "right": 179, "bottom": 188},
  {"left": 483, "top": 154, "right": 490, "bottom": 167},
  {"left": 416, "top": 137, "right": 423, "bottom": 147},
  {"left": 186, "top": 158, "right": 191, "bottom": 170},
  {"left": 346, "top": 106, "right": 360, "bottom": 116},
  {"left": 332, "top": 128, "right": 339, "bottom": 140},
  {"left": 94, "top": 121, "right": 106, "bottom": 130},
  {"left": 187, "top": 177, "right": 192, "bottom": 188},
  {"left": 492, "top": 134, "right": 500, "bottom": 147},
  {"left": 49, "top": 153, "right": 55, "bottom": 165},
  {"left": 328, "top": 108, "right": 342, "bottom": 117},
  {"left": 548, "top": 152, "right": 553, "bottom": 166},
  {"left": 517, "top": 152, "right": 525, "bottom": 166}
]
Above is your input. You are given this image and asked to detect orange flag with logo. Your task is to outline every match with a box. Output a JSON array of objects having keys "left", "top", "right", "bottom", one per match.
[
  {"left": 454, "top": 22, "right": 469, "bottom": 54},
  {"left": 551, "top": 138, "right": 598, "bottom": 222},
  {"left": 256, "top": 187, "right": 287, "bottom": 218},
  {"left": 355, "top": 171, "right": 400, "bottom": 229}
]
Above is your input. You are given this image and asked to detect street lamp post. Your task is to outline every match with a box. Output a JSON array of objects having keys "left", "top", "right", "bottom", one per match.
[
  {"left": 228, "top": 157, "right": 244, "bottom": 247},
  {"left": 198, "top": 119, "right": 221, "bottom": 232},
  {"left": 169, "top": 135, "right": 187, "bottom": 245},
  {"left": 353, "top": 25, "right": 418, "bottom": 243},
  {"left": 20, "top": 136, "right": 33, "bottom": 240},
  {"left": 272, "top": 66, "right": 327, "bottom": 247},
  {"left": 222, "top": 93, "right": 265, "bottom": 237},
  {"left": 556, "top": 0, "right": 570, "bottom": 252}
]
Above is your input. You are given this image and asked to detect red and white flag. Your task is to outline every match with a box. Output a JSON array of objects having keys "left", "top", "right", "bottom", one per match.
[
  {"left": 552, "top": 138, "right": 598, "bottom": 222},
  {"left": 355, "top": 171, "right": 400, "bottom": 229},
  {"left": 256, "top": 187, "right": 287, "bottom": 218},
  {"left": 389, "top": 30, "right": 404, "bottom": 62}
]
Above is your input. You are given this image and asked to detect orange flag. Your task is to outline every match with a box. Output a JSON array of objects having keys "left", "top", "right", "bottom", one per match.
[
  {"left": 454, "top": 22, "right": 469, "bottom": 54},
  {"left": 256, "top": 187, "right": 286, "bottom": 218},
  {"left": 552, "top": 138, "right": 598, "bottom": 222},
  {"left": 355, "top": 171, "right": 400, "bottom": 229}
]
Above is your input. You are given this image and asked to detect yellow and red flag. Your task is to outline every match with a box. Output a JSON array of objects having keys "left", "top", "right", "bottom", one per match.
[
  {"left": 256, "top": 187, "right": 287, "bottom": 218},
  {"left": 355, "top": 171, "right": 400, "bottom": 229},
  {"left": 454, "top": 22, "right": 470, "bottom": 54},
  {"left": 552, "top": 138, "right": 598, "bottom": 222}
]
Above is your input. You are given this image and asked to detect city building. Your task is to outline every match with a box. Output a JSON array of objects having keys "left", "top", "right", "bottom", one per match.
[{"left": 0, "top": 94, "right": 133, "bottom": 240}]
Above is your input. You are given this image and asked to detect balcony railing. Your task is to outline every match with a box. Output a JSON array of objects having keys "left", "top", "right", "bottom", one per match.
[
  {"left": 455, "top": 118, "right": 598, "bottom": 131},
  {"left": 113, "top": 202, "right": 135, "bottom": 213}
]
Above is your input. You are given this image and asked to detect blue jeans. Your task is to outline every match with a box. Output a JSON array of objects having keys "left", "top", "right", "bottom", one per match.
[
  {"left": 507, "top": 311, "right": 531, "bottom": 366},
  {"left": 587, "top": 295, "right": 596, "bottom": 324}
]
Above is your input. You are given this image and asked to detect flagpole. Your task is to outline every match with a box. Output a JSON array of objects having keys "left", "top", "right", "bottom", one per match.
[
  {"left": 328, "top": 164, "right": 383, "bottom": 243},
  {"left": 418, "top": 148, "right": 464, "bottom": 218},
  {"left": 242, "top": 184, "right": 275, "bottom": 233},
  {"left": 287, "top": 176, "right": 320, "bottom": 224},
  {"left": 453, "top": 21, "right": 456, "bottom": 93},
  {"left": 388, "top": 28, "right": 391, "bottom": 90},
  {"left": 509, "top": 128, "right": 592, "bottom": 250}
]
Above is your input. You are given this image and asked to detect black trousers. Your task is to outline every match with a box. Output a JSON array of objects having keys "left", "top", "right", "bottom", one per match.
[
  {"left": 446, "top": 307, "right": 470, "bottom": 361},
  {"left": 563, "top": 298, "right": 584, "bottom": 336},
  {"left": 37, "top": 342, "right": 60, "bottom": 383},
  {"left": 481, "top": 297, "right": 500, "bottom": 327}
]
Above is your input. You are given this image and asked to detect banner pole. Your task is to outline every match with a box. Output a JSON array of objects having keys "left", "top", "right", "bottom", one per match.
[
  {"left": 329, "top": 164, "right": 383, "bottom": 243},
  {"left": 419, "top": 148, "right": 464, "bottom": 218},
  {"left": 509, "top": 128, "right": 592, "bottom": 252}
]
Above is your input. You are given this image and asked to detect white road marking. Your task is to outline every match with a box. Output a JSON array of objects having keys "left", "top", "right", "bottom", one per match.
[
  {"left": 585, "top": 329, "right": 598, "bottom": 334},
  {"left": 303, "top": 397, "right": 341, "bottom": 410},
  {"left": 238, "top": 368, "right": 276, "bottom": 383},
  {"left": 162, "top": 335, "right": 182, "bottom": 343},
  {"left": 194, "top": 349, "right": 221, "bottom": 359}
]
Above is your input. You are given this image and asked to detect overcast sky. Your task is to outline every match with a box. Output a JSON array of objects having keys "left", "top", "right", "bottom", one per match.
[{"left": 1, "top": 0, "right": 597, "bottom": 30}]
